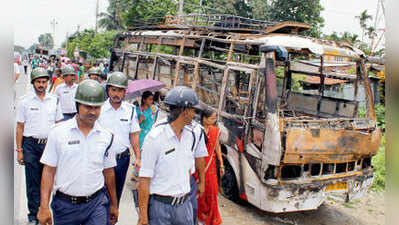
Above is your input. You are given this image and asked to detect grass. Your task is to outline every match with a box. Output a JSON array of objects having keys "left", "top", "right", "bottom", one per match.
[
  {"left": 359, "top": 104, "right": 386, "bottom": 192},
  {"left": 371, "top": 134, "right": 386, "bottom": 192}
]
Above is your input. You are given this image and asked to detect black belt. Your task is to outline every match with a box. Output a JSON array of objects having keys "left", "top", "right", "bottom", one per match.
[
  {"left": 63, "top": 113, "right": 76, "bottom": 116},
  {"left": 55, "top": 187, "right": 104, "bottom": 204},
  {"left": 151, "top": 193, "right": 190, "bottom": 206},
  {"left": 25, "top": 136, "right": 47, "bottom": 145},
  {"left": 116, "top": 149, "right": 130, "bottom": 160}
]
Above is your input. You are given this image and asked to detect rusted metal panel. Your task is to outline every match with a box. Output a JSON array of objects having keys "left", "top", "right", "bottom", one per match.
[
  {"left": 303, "top": 77, "right": 348, "bottom": 85},
  {"left": 360, "top": 60, "right": 376, "bottom": 121},
  {"left": 261, "top": 113, "right": 282, "bottom": 167},
  {"left": 284, "top": 128, "right": 382, "bottom": 164},
  {"left": 128, "top": 36, "right": 196, "bottom": 48},
  {"left": 261, "top": 57, "right": 282, "bottom": 167},
  {"left": 264, "top": 21, "right": 311, "bottom": 34}
]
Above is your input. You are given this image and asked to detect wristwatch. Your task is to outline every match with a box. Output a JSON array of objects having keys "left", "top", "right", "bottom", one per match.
[{"left": 15, "top": 148, "right": 22, "bottom": 152}]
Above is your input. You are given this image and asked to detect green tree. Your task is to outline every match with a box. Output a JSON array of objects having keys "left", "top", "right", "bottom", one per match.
[
  {"left": 324, "top": 31, "right": 340, "bottom": 41},
  {"left": 248, "top": 0, "right": 270, "bottom": 20},
  {"left": 232, "top": 0, "right": 253, "bottom": 18},
  {"left": 268, "top": 0, "right": 324, "bottom": 37},
  {"left": 124, "top": 0, "right": 177, "bottom": 28},
  {"left": 28, "top": 44, "right": 36, "bottom": 53},
  {"left": 342, "top": 31, "right": 359, "bottom": 45},
  {"left": 367, "top": 26, "right": 375, "bottom": 40},
  {"left": 14, "top": 45, "right": 25, "bottom": 54},
  {"left": 323, "top": 31, "right": 359, "bottom": 45},
  {"left": 98, "top": 0, "right": 130, "bottom": 30},
  {"left": 356, "top": 10, "right": 372, "bottom": 42},
  {"left": 66, "top": 29, "right": 119, "bottom": 59},
  {"left": 200, "top": 0, "right": 253, "bottom": 18},
  {"left": 38, "top": 33, "right": 54, "bottom": 49},
  {"left": 98, "top": 11, "right": 121, "bottom": 30}
]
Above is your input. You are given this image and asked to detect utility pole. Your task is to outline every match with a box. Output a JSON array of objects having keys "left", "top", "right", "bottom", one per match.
[
  {"left": 50, "top": 18, "right": 58, "bottom": 48},
  {"left": 66, "top": 32, "right": 69, "bottom": 50},
  {"left": 95, "top": 0, "right": 99, "bottom": 33},
  {"left": 178, "top": 0, "right": 184, "bottom": 24}
]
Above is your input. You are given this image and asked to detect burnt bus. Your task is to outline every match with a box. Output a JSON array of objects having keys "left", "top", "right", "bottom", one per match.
[{"left": 110, "top": 14, "right": 382, "bottom": 213}]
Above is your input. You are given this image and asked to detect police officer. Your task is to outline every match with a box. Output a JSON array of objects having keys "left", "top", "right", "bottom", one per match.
[
  {"left": 37, "top": 80, "right": 119, "bottom": 225},
  {"left": 98, "top": 70, "right": 107, "bottom": 84},
  {"left": 88, "top": 67, "right": 101, "bottom": 81},
  {"left": 187, "top": 119, "right": 207, "bottom": 225},
  {"left": 54, "top": 65, "right": 78, "bottom": 121},
  {"left": 137, "top": 86, "right": 207, "bottom": 225},
  {"left": 97, "top": 71, "right": 141, "bottom": 205},
  {"left": 15, "top": 67, "right": 63, "bottom": 225}
]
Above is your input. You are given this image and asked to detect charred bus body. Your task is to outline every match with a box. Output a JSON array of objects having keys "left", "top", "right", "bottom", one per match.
[{"left": 110, "top": 14, "right": 382, "bottom": 213}]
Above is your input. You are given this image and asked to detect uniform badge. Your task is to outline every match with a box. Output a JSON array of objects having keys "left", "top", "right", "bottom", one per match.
[
  {"left": 68, "top": 140, "right": 80, "bottom": 145},
  {"left": 165, "top": 148, "right": 175, "bottom": 155}
]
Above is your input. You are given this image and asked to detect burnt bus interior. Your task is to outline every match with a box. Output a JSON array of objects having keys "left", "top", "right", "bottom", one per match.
[{"left": 110, "top": 14, "right": 380, "bottom": 185}]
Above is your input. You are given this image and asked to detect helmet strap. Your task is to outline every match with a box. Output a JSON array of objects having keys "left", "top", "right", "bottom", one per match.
[{"left": 167, "top": 106, "right": 184, "bottom": 123}]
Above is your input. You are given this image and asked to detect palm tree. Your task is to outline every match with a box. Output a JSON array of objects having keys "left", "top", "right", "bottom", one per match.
[
  {"left": 98, "top": 11, "right": 120, "bottom": 30},
  {"left": 367, "top": 26, "right": 376, "bottom": 40},
  {"left": 356, "top": 10, "right": 372, "bottom": 43},
  {"left": 341, "top": 31, "right": 359, "bottom": 45},
  {"left": 98, "top": 0, "right": 130, "bottom": 31}
]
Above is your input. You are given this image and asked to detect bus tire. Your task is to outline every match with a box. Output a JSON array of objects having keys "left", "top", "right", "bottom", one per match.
[{"left": 220, "top": 160, "right": 240, "bottom": 203}]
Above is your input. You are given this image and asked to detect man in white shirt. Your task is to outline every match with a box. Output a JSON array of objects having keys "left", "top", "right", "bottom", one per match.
[
  {"left": 98, "top": 71, "right": 141, "bottom": 206},
  {"left": 137, "top": 86, "right": 207, "bottom": 225},
  {"left": 13, "top": 61, "right": 21, "bottom": 106},
  {"left": 55, "top": 65, "right": 78, "bottom": 121},
  {"left": 14, "top": 61, "right": 20, "bottom": 84},
  {"left": 15, "top": 68, "right": 63, "bottom": 225},
  {"left": 37, "top": 80, "right": 119, "bottom": 225}
]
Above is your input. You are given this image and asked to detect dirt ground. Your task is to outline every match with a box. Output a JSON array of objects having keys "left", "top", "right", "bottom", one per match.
[{"left": 219, "top": 190, "right": 385, "bottom": 225}]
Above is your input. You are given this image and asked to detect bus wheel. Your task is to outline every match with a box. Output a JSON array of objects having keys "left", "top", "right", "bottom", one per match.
[{"left": 220, "top": 161, "right": 239, "bottom": 202}]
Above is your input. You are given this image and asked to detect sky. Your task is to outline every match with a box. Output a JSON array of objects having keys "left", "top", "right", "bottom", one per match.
[{"left": 13, "top": 0, "right": 385, "bottom": 49}]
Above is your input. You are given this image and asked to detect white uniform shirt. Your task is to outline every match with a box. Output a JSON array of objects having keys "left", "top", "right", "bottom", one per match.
[
  {"left": 186, "top": 120, "right": 208, "bottom": 173},
  {"left": 97, "top": 100, "right": 141, "bottom": 154},
  {"left": 14, "top": 62, "right": 20, "bottom": 76},
  {"left": 139, "top": 123, "right": 207, "bottom": 196},
  {"left": 16, "top": 93, "right": 63, "bottom": 138},
  {"left": 40, "top": 117, "right": 117, "bottom": 196},
  {"left": 54, "top": 83, "right": 78, "bottom": 114},
  {"left": 154, "top": 118, "right": 208, "bottom": 168}
]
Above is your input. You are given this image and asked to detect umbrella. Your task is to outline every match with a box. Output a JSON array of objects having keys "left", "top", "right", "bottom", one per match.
[{"left": 125, "top": 79, "right": 166, "bottom": 99}]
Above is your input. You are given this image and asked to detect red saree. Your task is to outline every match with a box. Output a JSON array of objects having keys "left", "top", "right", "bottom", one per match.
[{"left": 197, "top": 125, "right": 222, "bottom": 225}]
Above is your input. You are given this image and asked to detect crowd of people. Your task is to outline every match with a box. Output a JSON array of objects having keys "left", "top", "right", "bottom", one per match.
[
  {"left": 14, "top": 53, "right": 109, "bottom": 86},
  {"left": 15, "top": 55, "right": 225, "bottom": 225}
]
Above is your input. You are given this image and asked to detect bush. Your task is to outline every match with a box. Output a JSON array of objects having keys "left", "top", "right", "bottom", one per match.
[
  {"left": 371, "top": 135, "right": 385, "bottom": 191},
  {"left": 358, "top": 104, "right": 385, "bottom": 191}
]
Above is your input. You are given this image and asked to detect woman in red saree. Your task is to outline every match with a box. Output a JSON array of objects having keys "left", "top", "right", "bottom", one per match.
[{"left": 197, "top": 109, "right": 225, "bottom": 225}]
